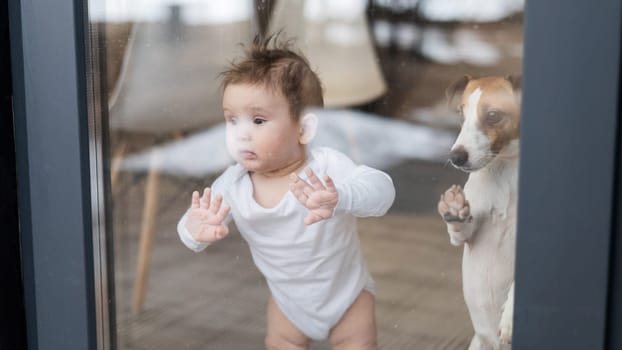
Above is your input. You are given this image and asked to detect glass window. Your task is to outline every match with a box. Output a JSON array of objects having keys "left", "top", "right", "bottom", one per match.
[{"left": 88, "top": 0, "right": 524, "bottom": 348}]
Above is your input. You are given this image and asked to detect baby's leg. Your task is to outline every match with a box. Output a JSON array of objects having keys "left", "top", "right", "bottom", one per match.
[
  {"left": 265, "top": 297, "right": 310, "bottom": 350},
  {"left": 328, "top": 290, "right": 377, "bottom": 350}
]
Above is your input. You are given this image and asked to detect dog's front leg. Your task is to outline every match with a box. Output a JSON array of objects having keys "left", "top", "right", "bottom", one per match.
[
  {"left": 498, "top": 281, "right": 514, "bottom": 344},
  {"left": 438, "top": 185, "right": 475, "bottom": 246}
]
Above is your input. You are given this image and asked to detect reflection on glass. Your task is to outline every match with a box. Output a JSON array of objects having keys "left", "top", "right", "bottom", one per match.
[{"left": 89, "top": 0, "right": 524, "bottom": 348}]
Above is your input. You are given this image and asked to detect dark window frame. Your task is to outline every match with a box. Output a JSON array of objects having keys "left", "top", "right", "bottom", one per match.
[
  {"left": 608, "top": 72, "right": 622, "bottom": 349},
  {"left": 8, "top": 0, "right": 621, "bottom": 349},
  {"left": 514, "top": 1, "right": 621, "bottom": 349},
  {"left": 9, "top": 0, "right": 96, "bottom": 348},
  {"left": 1, "top": 0, "right": 27, "bottom": 348}
]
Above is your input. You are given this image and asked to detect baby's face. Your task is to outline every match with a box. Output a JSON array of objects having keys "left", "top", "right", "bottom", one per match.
[{"left": 223, "top": 83, "right": 304, "bottom": 174}]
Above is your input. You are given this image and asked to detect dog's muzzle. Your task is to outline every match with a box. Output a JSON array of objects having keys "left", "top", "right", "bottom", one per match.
[{"left": 450, "top": 146, "right": 469, "bottom": 167}]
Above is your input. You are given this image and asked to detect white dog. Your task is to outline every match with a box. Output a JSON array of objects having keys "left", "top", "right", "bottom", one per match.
[{"left": 437, "top": 75, "right": 521, "bottom": 349}]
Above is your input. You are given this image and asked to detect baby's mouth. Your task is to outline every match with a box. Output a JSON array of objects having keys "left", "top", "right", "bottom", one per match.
[{"left": 240, "top": 150, "right": 257, "bottom": 159}]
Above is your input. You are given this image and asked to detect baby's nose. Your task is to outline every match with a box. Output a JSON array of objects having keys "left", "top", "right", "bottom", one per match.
[{"left": 237, "top": 123, "right": 252, "bottom": 140}]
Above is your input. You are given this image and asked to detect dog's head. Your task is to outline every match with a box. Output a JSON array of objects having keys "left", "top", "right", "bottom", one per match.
[{"left": 446, "top": 75, "right": 521, "bottom": 172}]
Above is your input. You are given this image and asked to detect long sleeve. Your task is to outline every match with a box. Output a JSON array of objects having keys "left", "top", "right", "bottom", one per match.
[
  {"left": 334, "top": 165, "right": 395, "bottom": 217},
  {"left": 318, "top": 147, "right": 395, "bottom": 217}
]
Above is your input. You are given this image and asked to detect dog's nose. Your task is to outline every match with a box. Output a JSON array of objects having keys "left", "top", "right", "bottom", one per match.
[{"left": 450, "top": 147, "right": 469, "bottom": 166}]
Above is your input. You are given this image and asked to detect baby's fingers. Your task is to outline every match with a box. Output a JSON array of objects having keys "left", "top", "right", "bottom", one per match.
[
  {"left": 290, "top": 173, "right": 312, "bottom": 191},
  {"left": 323, "top": 176, "right": 337, "bottom": 193},
  {"left": 290, "top": 186, "right": 309, "bottom": 205},
  {"left": 305, "top": 168, "right": 325, "bottom": 191},
  {"left": 304, "top": 212, "right": 323, "bottom": 226},
  {"left": 290, "top": 173, "right": 310, "bottom": 203},
  {"left": 210, "top": 194, "right": 224, "bottom": 214},
  {"left": 200, "top": 188, "right": 211, "bottom": 209},
  {"left": 216, "top": 205, "right": 231, "bottom": 222},
  {"left": 213, "top": 225, "right": 229, "bottom": 240},
  {"left": 191, "top": 191, "right": 200, "bottom": 209},
  {"left": 197, "top": 225, "right": 229, "bottom": 242},
  {"left": 311, "top": 191, "right": 338, "bottom": 206}
]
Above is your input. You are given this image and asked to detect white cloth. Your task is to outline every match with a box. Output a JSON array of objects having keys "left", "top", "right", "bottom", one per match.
[{"left": 178, "top": 147, "right": 395, "bottom": 339}]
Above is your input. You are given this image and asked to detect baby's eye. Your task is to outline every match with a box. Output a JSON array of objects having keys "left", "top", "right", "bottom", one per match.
[
  {"left": 225, "top": 117, "right": 237, "bottom": 125},
  {"left": 253, "top": 117, "right": 267, "bottom": 125}
]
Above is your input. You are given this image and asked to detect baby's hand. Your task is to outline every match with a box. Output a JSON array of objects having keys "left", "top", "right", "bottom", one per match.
[
  {"left": 290, "top": 168, "right": 339, "bottom": 225},
  {"left": 185, "top": 188, "right": 231, "bottom": 242}
]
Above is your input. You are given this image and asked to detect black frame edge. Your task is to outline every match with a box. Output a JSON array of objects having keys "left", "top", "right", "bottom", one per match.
[
  {"left": 9, "top": 0, "right": 97, "bottom": 348},
  {"left": 1, "top": 0, "right": 28, "bottom": 348},
  {"left": 605, "top": 3, "right": 622, "bottom": 349},
  {"left": 515, "top": 0, "right": 622, "bottom": 349}
]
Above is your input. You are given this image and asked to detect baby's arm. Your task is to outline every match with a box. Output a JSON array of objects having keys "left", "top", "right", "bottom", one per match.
[
  {"left": 290, "top": 149, "right": 395, "bottom": 223},
  {"left": 332, "top": 164, "right": 395, "bottom": 217},
  {"left": 178, "top": 187, "right": 231, "bottom": 252}
]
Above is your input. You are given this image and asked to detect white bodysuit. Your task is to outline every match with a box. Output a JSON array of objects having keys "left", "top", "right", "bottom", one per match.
[{"left": 178, "top": 147, "right": 395, "bottom": 340}]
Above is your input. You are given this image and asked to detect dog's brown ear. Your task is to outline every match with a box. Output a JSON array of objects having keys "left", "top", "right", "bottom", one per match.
[
  {"left": 505, "top": 74, "right": 521, "bottom": 92},
  {"left": 446, "top": 75, "right": 471, "bottom": 110}
]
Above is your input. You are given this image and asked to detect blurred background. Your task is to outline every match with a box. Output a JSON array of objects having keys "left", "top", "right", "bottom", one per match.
[{"left": 90, "top": 0, "right": 523, "bottom": 348}]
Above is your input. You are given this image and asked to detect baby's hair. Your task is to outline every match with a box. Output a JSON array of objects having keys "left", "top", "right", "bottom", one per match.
[{"left": 220, "top": 32, "right": 324, "bottom": 120}]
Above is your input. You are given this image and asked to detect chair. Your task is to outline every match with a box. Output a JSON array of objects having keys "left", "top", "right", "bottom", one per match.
[{"left": 106, "top": 3, "right": 254, "bottom": 313}]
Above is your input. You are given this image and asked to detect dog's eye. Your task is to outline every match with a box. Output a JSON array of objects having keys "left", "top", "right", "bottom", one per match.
[{"left": 486, "top": 110, "right": 503, "bottom": 124}]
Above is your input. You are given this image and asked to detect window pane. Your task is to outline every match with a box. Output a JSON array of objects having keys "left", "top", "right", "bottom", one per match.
[{"left": 88, "top": 0, "right": 524, "bottom": 348}]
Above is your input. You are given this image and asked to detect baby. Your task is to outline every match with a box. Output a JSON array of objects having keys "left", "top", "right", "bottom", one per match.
[{"left": 177, "top": 35, "right": 395, "bottom": 350}]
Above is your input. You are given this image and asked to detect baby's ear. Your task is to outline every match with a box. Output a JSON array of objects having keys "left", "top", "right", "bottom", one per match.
[{"left": 299, "top": 113, "right": 318, "bottom": 145}]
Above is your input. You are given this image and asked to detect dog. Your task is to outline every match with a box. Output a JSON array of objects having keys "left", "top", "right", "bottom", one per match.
[{"left": 437, "top": 75, "right": 521, "bottom": 349}]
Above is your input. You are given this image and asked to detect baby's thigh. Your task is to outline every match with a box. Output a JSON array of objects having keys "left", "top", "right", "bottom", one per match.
[
  {"left": 265, "top": 297, "right": 310, "bottom": 350},
  {"left": 328, "top": 290, "right": 377, "bottom": 350}
]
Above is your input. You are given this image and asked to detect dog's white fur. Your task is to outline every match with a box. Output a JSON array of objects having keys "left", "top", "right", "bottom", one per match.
[{"left": 438, "top": 75, "right": 520, "bottom": 350}]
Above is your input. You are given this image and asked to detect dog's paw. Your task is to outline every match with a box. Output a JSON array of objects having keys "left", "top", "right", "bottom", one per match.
[
  {"left": 498, "top": 288, "right": 514, "bottom": 345},
  {"left": 498, "top": 322, "right": 512, "bottom": 344},
  {"left": 438, "top": 185, "right": 472, "bottom": 223}
]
